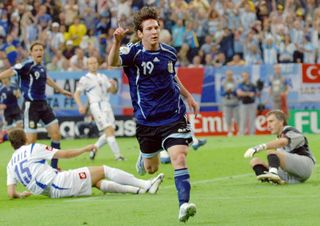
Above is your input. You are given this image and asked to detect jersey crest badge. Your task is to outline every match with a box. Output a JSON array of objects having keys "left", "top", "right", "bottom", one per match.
[
  {"left": 119, "top": 46, "right": 130, "bottom": 55},
  {"left": 168, "top": 61, "right": 173, "bottom": 73},
  {"left": 79, "top": 172, "right": 87, "bottom": 179}
]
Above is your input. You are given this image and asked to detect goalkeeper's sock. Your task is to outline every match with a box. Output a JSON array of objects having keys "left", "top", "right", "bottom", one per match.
[
  {"left": 268, "top": 154, "right": 280, "bottom": 174},
  {"left": 103, "top": 165, "right": 149, "bottom": 189},
  {"left": 50, "top": 140, "right": 60, "bottom": 169},
  {"left": 100, "top": 180, "right": 139, "bottom": 194},
  {"left": 253, "top": 164, "right": 268, "bottom": 176},
  {"left": 174, "top": 168, "right": 190, "bottom": 207}
]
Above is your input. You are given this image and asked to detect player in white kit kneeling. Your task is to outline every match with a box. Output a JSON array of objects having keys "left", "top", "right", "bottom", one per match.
[
  {"left": 74, "top": 57, "right": 124, "bottom": 161},
  {"left": 6, "top": 129, "right": 164, "bottom": 199}
]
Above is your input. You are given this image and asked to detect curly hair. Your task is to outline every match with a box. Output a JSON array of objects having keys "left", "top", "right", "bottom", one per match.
[
  {"left": 133, "top": 7, "right": 159, "bottom": 32},
  {"left": 9, "top": 128, "right": 27, "bottom": 150}
]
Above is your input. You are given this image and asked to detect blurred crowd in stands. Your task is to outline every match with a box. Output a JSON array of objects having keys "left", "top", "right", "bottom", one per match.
[{"left": 0, "top": 0, "right": 320, "bottom": 71}]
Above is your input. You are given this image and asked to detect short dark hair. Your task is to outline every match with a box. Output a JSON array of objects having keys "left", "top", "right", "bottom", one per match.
[
  {"left": 266, "top": 110, "right": 288, "bottom": 126},
  {"left": 30, "top": 41, "right": 45, "bottom": 51},
  {"left": 9, "top": 128, "right": 27, "bottom": 150},
  {"left": 133, "top": 7, "right": 159, "bottom": 32}
]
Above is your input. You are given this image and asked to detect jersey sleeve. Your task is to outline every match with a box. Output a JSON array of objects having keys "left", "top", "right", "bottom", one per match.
[
  {"left": 12, "top": 60, "right": 32, "bottom": 77},
  {"left": 76, "top": 76, "right": 87, "bottom": 93},
  {"left": 119, "top": 43, "right": 137, "bottom": 67},
  {"left": 7, "top": 164, "right": 17, "bottom": 185},
  {"left": 284, "top": 130, "right": 305, "bottom": 150},
  {"left": 32, "top": 143, "right": 59, "bottom": 160}
]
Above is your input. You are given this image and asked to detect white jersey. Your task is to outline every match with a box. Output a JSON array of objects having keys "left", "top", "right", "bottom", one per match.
[
  {"left": 7, "top": 143, "right": 59, "bottom": 195},
  {"left": 76, "top": 72, "right": 112, "bottom": 104}
]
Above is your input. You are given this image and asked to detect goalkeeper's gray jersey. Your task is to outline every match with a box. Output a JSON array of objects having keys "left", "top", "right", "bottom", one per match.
[{"left": 277, "top": 126, "right": 315, "bottom": 163}]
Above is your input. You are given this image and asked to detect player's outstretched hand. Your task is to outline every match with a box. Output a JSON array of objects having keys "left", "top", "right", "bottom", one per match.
[
  {"left": 84, "top": 144, "right": 97, "bottom": 153},
  {"left": 20, "top": 191, "right": 32, "bottom": 198},
  {"left": 244, "top": 144, "right": 267, "bottom": 158},
  {"left": 62, "top": 90, "right": 73, "bottom": 98},
  {"left": 185, "top": 95, "right": 199, "bottom": 116},
  {"left": 78, "top": 105, "right": 87, "bottom": 115},
  {"left": 244, "top": 148, "right": 256, "bottom": 158}
]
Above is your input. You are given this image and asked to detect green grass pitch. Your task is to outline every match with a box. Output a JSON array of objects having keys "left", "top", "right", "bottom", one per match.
[{"left": 0, "top": 134, "right": 319, "bottom": 226}]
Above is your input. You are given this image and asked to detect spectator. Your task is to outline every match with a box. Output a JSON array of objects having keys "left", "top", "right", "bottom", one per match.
[
  {"left": 279, "top": 34, "right": 295, "bottom": 63},
  {"left": 62, "top": 40, "right": 75, "bottom": 59},
  {"left": 269, "top": 64, "right": 289, "bottom": 115},
  {"left": 177, "top": 43, "right": 190, "bottom": 67},
  {"left": 227, "top": 54, "right": 245, "bottom": 66},
  {"left": 189, "top": 55, "right": 203, "bottom": 68},
  {"left": 49, "top": 22, "right": 65, "bottom": 55},
  {"left": 262, "top": 35, "right": 278, "bottom": 64},
  {"left": 171, "top": 18, "right": 186, "bottom": 52},
  {"left": 159, "top": 18, "right": 171, "bottom": 45},
  {"left": 69, "top": 47, "right": 88, "bottom": 71},
  {"left": 221, "top": 70, "right": 239, "bottom": 137},
  {"left": 64, "top": 0, "right": 78, "bottom": 26},
  {"left": 237, "top": 72, "right": 257, "bottom": 135},
  {"left": 68, "top": 17, "right": 87, "bottom": 47}
]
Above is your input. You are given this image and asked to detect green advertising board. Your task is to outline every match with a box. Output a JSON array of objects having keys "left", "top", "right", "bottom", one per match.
[{"left": 289, "top": 110, "right": 320, "bottom": 134}]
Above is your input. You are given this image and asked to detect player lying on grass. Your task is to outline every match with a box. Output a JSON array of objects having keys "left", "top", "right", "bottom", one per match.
[
  {"left": 6, "top": 129, "right": 164, "bottom": 199},
  {"left": 244, "top": 110, "right": 315, "bottom": 184}
]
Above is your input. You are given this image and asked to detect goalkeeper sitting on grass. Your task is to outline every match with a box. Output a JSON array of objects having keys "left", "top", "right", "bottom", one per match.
[{"left": 244, "top": 110, "right": 315, "bottom": 184}]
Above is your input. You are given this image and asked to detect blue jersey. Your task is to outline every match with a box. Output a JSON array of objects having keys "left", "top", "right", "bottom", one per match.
[
  {"left": 12, "top": 59, "right": 47, "bottom": 101},
  {"left": 0, "top": 84, "right": 19, "bottom": 108},
  {"left": 120, "top": 42, "right": 186, "bottom": 126}
]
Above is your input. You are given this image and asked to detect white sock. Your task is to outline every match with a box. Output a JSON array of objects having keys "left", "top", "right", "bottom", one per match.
[
  {"left": 107, "top": 136, "right": 121, "bottom": 158},
  {"left": 192, "top": 135, "right": 198, "bottom": 145},
  {"left": 95, "top": 134, "right": 107, "bottom": 149},
  {"left": 100, "top": 180, "right": 139, "bottom": 194},
  {"left": 103, "top": 165, "right": 150, "bottom": 189},
  {"left": 269, "top": 167, "right": 278, "bottom": 174}
]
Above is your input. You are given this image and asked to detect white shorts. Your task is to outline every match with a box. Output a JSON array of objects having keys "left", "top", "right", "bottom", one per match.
[
  {"left": 48, "top": 167, "right": 92, "bottom": 198},
  {"left": 90, "top": 101, "right": 115, "bottom": 131}
]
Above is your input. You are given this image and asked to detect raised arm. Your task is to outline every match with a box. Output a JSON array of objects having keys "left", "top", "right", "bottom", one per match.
[
  {"left": 46, "top": 76, "right": 73, "bottom": 98},
  {"left": 175, "top": 76, "right": 199, "bottom": 115},
  {"left": 107, "top": 26, "right": 129, "bottom": 67},
  {"left": 0, "top": 68, "right": 15, "bottom": 80},
  {"left": 53, "top": 144, "right": 96, "bottom": 159}
]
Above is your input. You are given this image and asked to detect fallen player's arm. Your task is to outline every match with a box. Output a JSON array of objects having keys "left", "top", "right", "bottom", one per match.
[
  {"left": 53, "top": 144, "right": 96, "bottom": 159},
  {"left": 7, "top": 184, "right": 32, "bottom": 199}
]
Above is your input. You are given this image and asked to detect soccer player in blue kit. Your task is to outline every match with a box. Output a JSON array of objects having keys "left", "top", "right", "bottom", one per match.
[
  {"left": 0, "top": 41, "right": 72, "bottom": 169},
  {"left": 108, "top": 7, "right": 198, "bottom": 222},
  {"left": 0, "top": 77, "right": 23, "bottom": 130}
]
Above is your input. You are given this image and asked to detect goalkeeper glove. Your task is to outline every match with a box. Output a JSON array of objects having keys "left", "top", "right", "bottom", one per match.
[{"left": 244, "top": 143, "right": 267, "bottom": 158}]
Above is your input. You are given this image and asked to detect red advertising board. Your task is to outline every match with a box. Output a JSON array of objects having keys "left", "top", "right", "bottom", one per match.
[{"left": 189, "top": 111, "right": 270, "bottom": 136}]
